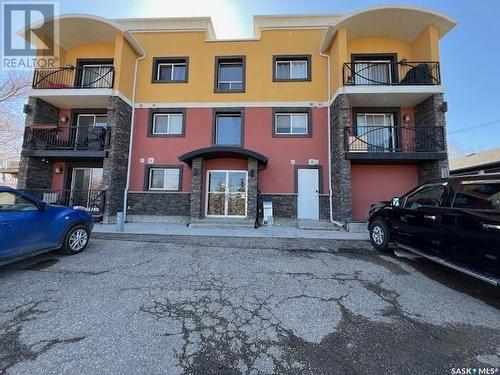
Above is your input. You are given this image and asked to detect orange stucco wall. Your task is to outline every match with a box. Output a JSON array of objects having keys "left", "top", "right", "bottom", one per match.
[
  {"left": 351, "top": 164, "right": 418, "bottom": 221},
  {"left": 129, "top": 107, "right": 329, "bottom": 194}
]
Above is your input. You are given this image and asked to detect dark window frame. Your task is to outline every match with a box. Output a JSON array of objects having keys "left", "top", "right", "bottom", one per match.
[
  {"left": 352, "top": 107, "right": 401, "bottom": 150},
  {"left": 272, "top": 107, "right": 312, "bottom": 138},
  {"left": 451, "top": 181, "right": 500, "bottom": 210},
  {"left": 151, "top": 57, "right": 189, "bottom": 84},
  {"left": 214, "top": 56, "right": 246, "bottom": 93},
  {"left": 403, "top": 183, "right": 447, "bottom": 209},
  {"left": 273, "top": 54, "right": 312, "bottom": 82},
  {"left": 75, "top": 58, "right": 114, "bottom": 88},
  {"left": 147, "top": 108, "right": 186, "bottom": 138},
  {"left": 212, "top": 108, "right": 245, "bottom": 147},
  {"left": 350, "top": 53, "right": 399, "bottom": 84},
  {"left": 144, "top": 164, "right": 183, "bottom": 192}
]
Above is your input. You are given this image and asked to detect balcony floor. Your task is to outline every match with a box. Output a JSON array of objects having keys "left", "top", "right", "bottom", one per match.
[
  {"left": 29, "top": 88, "right": 114, "bottom": 108},
  {"left": 346, "top": 151, "right": 447, "bottom": 164},
  {"left": 21, "top": 149, "right": 107, "bottom": 160}
]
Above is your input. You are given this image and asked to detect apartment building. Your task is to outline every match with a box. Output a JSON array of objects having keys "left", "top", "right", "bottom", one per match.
[{"left": 17, "top": 6, "right": 456, "bottom": 224}]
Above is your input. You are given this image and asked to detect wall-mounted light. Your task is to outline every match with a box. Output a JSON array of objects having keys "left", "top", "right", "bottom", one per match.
[
  {"left": 55, "top": 166, "right": 63, "bottom": 174},
  {"left": 60, "top": 116, "right": 69, "bottom": 123},
  {"left": 23, "top": 104, "right": 31, "bottom": 114},
  {"left": 403, "top": 114, "right": 411, "bottom": 123}
]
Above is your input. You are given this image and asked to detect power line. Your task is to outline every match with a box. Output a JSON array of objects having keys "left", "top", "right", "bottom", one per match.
[{"left": 448, "top": 120, "right": 500, "bottom": 134}]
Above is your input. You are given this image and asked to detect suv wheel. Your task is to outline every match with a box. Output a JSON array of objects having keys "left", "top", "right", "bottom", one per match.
[
  {"left": 60, "top": 224, "right": 90, "bottom": 255},
  {"left": 369, "top": 220, "right": 390, "bottom": 252}
]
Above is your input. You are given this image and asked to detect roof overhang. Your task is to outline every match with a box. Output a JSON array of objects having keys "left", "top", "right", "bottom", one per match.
[
  {"left": 18, "top": 14, "right": 145, "bottom": 56},
  {"left": 114, "top": 17, "right": 216, "bottom": 39},
  {"left": 179, "top": 147, "right": 268, "bottom": 166},
  {"left": 320, "top": 5, "right": 458, "bottom": 52}
]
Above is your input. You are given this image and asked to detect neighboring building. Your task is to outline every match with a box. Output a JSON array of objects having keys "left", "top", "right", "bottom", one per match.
[
  {"left": 0, "top": 160, "right": 19, "bottom": 188},
  {"left": 18, "top": 6, "right": 456, "bottom": 223},
  {"left": 450, "top": 148, "right": 500, "bottom": 175}
]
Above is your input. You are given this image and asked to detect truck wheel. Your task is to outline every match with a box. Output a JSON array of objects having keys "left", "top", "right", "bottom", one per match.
[
  {"left": 369, "top": 220, "right": 390, "bottom": 252},
  {"left": 60, "top": 224, "right": 90, "bottom": 255}
]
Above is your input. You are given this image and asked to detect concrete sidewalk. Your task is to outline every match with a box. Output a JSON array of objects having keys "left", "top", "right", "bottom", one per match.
[{"left": 93, "top": 222, "right": 369, "bottom": 241}]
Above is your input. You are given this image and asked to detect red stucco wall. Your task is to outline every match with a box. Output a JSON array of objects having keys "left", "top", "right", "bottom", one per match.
[
  {"left": 128, "top": 107, "right": 329, "bottom": 193},
  {"left": 351, "top": 164, "right": 418, "bottom": 221}
]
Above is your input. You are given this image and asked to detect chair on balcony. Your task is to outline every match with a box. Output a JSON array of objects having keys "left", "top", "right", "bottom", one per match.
[{"left": 400, "top": 63, "right": 433, "bottom": 85}]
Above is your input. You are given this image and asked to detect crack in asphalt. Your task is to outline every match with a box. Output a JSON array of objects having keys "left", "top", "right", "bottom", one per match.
[{"left": 0, "top": 299, "right": 85, "bottom": 374}]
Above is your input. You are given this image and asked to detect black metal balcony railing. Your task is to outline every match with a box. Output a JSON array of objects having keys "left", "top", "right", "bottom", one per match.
[
  {"left": 343, "top": 61, "right": 440, "bottom": 86},
  {"left": 23, "top": 126, "right": 110, "bottom": 151},
  {"left": 32, "top": 66, "right": 114, "bottom": 89},
  {"left": 344, "top": 125, "right": 445, "bottom": 153},
  {"left": 21, "top": 189, "right": 106, "bottom": 214}
]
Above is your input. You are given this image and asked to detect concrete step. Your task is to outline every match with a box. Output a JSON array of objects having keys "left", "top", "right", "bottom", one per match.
[
  {"left": 298, "top": 219, "right": 341, "bottom": 231},
  {"left": 346, "top": 222, "right": 368, "bottom": 233},
  {"left": 189, "top": 218, "right": 256, "bottom": 229}
]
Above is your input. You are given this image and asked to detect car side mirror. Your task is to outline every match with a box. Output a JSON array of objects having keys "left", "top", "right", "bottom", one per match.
[{"left": 391, "top": 197, "right": 400, "bottom": 207}]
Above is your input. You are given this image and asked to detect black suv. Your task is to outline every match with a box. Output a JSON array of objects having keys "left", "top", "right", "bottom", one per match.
[{"left": 367, "top": 173, "right": 500, "bottom": 286}]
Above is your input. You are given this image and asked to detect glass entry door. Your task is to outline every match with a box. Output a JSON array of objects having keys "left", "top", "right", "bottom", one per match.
[
  {"left": 70, "top": 168, "right": 103, "bottom": 212},
  {"left": 206, "top": 171, "right": 247, "bottom": 217}
]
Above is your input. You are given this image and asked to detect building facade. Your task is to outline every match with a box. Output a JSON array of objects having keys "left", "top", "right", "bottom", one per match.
[{"left": 18, "top": 6, "right": 456, "bottom": 224}]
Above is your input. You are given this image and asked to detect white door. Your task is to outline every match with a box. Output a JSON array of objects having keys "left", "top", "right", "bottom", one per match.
[{"left": 297, "top": 168, "right": 319, "bottom": 220}]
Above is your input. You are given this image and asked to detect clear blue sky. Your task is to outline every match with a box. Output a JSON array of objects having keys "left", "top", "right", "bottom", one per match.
[{"left": 55, "top": 0, "right": 500, "bottom": 154}]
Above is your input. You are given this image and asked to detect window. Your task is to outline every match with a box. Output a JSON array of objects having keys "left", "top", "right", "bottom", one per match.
[
  {"left": 214, "top": 112, "right": 243, "bottom": 146},
  {"left": 274, "top": 111, "right": 310, "bottom": 136},
  {"left": 274, "top": 55, "right": 311, "bottom": 81},
  {"left": 405, "top": 184, "right": 446, "bottom": 209},
  {"left": 452, "top": 181, "right": 500, "bottom": 210},
  {"left": 151, "top": 113, "right": 184, "bottom": 136},
  {"left": 351, "top": 54, "right": 397, "bottom": 85},
  {"left": 147, "top": 167, "right": 181, "bottom": 191},
  {"left": 0, "top": 191, "right": 38, "bottom": 212},
  {"left": 152, "top": 57, "right": 188, "bottom": 83},
  {"left": 215, "top": 56, "right": 245, "bottom": 92}
]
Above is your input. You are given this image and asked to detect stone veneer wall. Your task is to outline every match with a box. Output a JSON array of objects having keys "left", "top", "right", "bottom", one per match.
[
  {"left": 17, "top": 97, "right": 58, "bottom": 190},
  {"left": 319, "top": 195, "right": 331, "bottom": 221},
  {"left": 259, "top": 194, "right": 297, "bottom": 218},
  {"left": 415, "top": 94, "right": 449, "bottom": 183},
  {"left": 127, "top": 192, "right": 191, "bottom": 216},
  {"left": 190, "top": 157, "right": 203, "bottom": 219},
  {"left": 330, "top": 94, "right": 352, "bottom": 222},
  {"left": 16, "top": 157, "right": 52, "bottom": 190},
  {"left": 102, "top": 96, "right": 132, "bottom": 223},
  {"left": 247, "top": 158, "right": 258, "bottom": 220}
]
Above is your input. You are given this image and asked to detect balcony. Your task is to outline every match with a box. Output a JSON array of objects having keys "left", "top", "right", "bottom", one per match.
[
  {"left": 22, "top": 126, "right": 110, "bottom": 159},
  {"left": 22, "top": 189, "right": 106, "bottom": 216},
  {"left": 344, "top": 125, "right": 446, "bottom": 162},
  {"left": 30, "top": 66, "right": 115, "bottom": 108},
  {"left": 341, "top": 61, "right": 442, "bottom": 107}
]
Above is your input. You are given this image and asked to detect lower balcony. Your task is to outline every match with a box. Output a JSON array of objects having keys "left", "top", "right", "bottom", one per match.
[
  {"left": 21, "top": 189, "right": 106, "bottom": 216},
  {"left": 344, "top": 125, "right": 446, "bottom": 162},
  {"left": 22, "top": 125, "right": 110, "bottom": 159}
]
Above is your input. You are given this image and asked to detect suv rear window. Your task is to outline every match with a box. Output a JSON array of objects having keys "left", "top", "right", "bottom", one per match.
[{"left": 452, "top": 181, "right": 500, "bottom": 210}]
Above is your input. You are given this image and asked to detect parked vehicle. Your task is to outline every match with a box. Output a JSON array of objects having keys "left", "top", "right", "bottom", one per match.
[
  {"left": 367, "top": 173, "right": 500, "bottom": 286},
  {"left": 0, "top": 186, "right": 93, "bottom": 266}
]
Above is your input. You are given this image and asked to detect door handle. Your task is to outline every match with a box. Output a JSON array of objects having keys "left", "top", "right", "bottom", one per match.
[
  {"left": 482, "top": 223, "right": 500, "bottom": 231},
  {"left": 424, "top": 215, "right": 436, "bottom": 221}
]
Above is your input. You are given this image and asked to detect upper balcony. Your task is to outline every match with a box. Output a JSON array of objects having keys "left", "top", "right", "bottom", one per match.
[
  {"left": 33, "top": 66, "right": 115, "bottom": 90},
  {"left": 344, "top": 124, "right": 446, "bottom": 162},
  {"left": 21, "top": 125, "right": 110, "bottom": 159}
]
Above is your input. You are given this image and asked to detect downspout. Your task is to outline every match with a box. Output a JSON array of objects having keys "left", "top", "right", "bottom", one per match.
[
  {"left": 319, "top": 48, "right": 345, "bottom": 229},
  {"left": 123, "top": 49, "right": 147, "bottom": 222}
]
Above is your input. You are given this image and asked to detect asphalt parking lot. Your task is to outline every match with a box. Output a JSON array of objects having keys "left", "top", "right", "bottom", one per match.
[{"left": 0, "top": 235, "right": 499, "bottom": 375}]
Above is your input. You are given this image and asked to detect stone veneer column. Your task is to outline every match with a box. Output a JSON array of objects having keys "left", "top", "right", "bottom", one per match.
[
  {"left": 18, "top": 97, "right": 58, "bottom": 190},
  {"left": 415, "top": 94, "right": 449, "bottom": 183},
  {"left": 329, "top": 94, "right": 352, "bottom": 222},
  {"left": 190, "top": 157, "right": 203, "bottom": 219},
  {"left": 247, "top": 158, "right": 258, "bottom": 221},
  {"left": 102, "top": 96, "right": 132, "bottom": 223}
]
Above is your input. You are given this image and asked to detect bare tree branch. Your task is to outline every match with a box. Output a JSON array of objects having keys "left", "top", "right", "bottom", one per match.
[{"left": 0, "top": 71, "right": 31, "bottom": 159}]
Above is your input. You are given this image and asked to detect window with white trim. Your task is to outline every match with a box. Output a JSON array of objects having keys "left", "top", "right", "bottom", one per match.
[
  {"left": 148, "top": 167, "right": 181, "bottom": 191},
  {"left": 275, "top": 113, "right": 309, "bottom": 135},
  {"left": 152, "top": 113, "right": 183, "bottom": 135}
]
